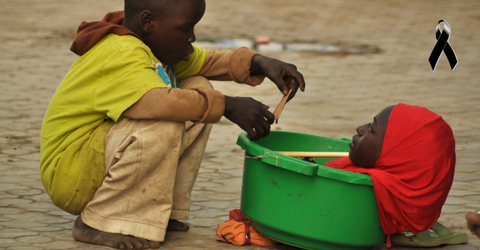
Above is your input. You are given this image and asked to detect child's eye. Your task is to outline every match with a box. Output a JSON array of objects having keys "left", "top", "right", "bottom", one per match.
[{"left": 181, "top": 26, "right": 192, "bottom": 32}]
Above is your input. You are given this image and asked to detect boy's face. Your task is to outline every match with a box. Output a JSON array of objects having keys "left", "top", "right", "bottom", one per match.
[
  {"left": 147, "top": 0, "right": 206, "bottom": 65},
  {"left": 348, "top": 106, "right": 393, "bottom": 168}
]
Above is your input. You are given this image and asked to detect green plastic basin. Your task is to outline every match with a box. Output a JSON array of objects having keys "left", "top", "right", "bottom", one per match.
[{"left": 236, "top": 130, "right": 385, "bottom": 250}]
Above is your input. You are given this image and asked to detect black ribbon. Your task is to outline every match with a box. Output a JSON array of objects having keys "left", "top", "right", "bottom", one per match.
[{"left": 428, "top": 20, "right": 458, "bottom": 71}]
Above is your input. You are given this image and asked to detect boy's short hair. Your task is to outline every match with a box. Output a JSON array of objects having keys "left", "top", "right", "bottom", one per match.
[{"left": 124, "top": 0, "right": 185, "bottom": 20}]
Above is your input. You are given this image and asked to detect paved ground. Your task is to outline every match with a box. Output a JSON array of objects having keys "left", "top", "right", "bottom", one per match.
[{"left": 1, "top": 0, "right": 479, "bottom": 249}]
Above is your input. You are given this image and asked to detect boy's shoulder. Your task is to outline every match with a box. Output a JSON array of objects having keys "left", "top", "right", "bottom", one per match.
[
  {"left": 83, "top": 34, "right": 157, "bottom": 63},
  {"left": 97, "top": 34, "right": 150, "bottom": 53}
]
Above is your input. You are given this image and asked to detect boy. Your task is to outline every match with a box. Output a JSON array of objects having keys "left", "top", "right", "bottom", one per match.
[{"left": 39, "top": 0, "right": 305, "bottom": 249}]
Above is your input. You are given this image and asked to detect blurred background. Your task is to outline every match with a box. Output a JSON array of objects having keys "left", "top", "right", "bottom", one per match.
[{"left": 0, "top": 0, "right": 479, "bottom": 249}]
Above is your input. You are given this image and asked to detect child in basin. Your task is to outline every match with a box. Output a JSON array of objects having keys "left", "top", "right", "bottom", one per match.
[{"left": 323, "top": 103, "right": 466, "bottom": 247}]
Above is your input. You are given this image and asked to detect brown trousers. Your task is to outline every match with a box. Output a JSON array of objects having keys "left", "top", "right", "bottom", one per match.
[{"left": 81, "top": 77, "right": 213, "bottom": 242}]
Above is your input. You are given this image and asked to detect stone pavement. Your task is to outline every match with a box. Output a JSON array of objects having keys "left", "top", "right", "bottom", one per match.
[{"left": 1, "top": 0, "right": 479, "bottom": 249}]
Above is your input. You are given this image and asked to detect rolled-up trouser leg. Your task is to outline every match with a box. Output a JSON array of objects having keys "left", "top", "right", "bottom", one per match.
[
  {"left": 80, "top": 76, "right": 214, "bottom": 242},
  {"left": 171, "top": 76, "right": 214, "bottom": 220}
]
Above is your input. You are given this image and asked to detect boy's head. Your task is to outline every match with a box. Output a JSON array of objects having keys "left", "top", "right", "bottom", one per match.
[
  {"left": 348, "top": 105, "right": 394, "bottom": 168},
  {"left": 123, "top": 0, "right": 206, "bottom": 65}
]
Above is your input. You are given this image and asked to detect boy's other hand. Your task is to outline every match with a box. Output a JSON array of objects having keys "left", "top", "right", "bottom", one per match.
[
  {"left": 223, "top": 96, "right": 274, "bottom": 140},
  {"left": 251, "top": 55, "right": 306, "bottom": 102}
]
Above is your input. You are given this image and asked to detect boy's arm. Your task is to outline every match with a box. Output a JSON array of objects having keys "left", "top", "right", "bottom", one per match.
[
  {"left": 125, "top": 47, "right": 305, "bottom": 140},
  {"left": 199, "top": 47, "right": 305, "bottom": 101},
  {"left": 197, "top": 47, "right": 265, "bottom": 86},
  {"left": 195, "top": 47, "right": 305, "bottom": 140},
  {"left": 123, "top": 86, "right": 274, "bottom": 140},
  {"left": 122, "top": 47, "right": 266, "bottom": 124},
  {"left": 123, "top": 87, "right": 225, "bottom": 123}
]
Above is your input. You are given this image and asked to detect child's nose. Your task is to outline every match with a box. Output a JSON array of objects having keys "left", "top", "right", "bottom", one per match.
[
  {"left": 356, "top": 124, "right": 367, "bottom": 135},
  {"left": 188, "top": 32, "right": 196, "bottom": 43}
]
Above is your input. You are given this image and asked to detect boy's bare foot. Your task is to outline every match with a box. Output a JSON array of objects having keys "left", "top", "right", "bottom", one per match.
[
  {"left": 167, "top": 220, "right": 190, "bottom": 231},
  {"left": 72, "top": 216, "right": 160, "bottom": 249}
]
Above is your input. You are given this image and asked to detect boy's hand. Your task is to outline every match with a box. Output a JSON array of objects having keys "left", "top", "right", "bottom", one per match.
[
  {"left": 251, "top": 55, "right": 306, "bottom": 101},
  {"left": 465, "top": 211, "right": 480, "bottom": 238},
  {"left": 223, "top": 96, "right": 274, "bottom": 140}
]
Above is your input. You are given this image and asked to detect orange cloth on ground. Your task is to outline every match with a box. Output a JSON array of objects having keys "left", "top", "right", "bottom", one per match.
[
  {"left": 324, "top": 103, "right": 456, "bottom": 236},
  {"left": 216, "top": 209, "right": 277, "bottom": 246}
]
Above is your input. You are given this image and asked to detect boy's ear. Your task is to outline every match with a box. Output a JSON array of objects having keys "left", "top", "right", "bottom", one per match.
[{"left": 139, "top": 10, "right": 155, "bottom": 34}]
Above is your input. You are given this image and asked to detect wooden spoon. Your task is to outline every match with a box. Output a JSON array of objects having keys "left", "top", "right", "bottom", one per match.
[{"left": 273, "top": 88, "right": 293, "bottom": 124}]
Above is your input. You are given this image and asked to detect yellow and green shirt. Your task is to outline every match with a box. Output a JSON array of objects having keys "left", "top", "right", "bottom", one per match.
[{"left": 40, "top": 33, "right": 207, "bottom": 214}]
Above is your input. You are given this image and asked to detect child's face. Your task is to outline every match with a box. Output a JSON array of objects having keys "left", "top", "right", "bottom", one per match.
[
  {"left": 348, "top": 106, "right": 393, "bottom": 168},
  {"left": 147, "top": 0, "right": 205, "bottom": 65}
]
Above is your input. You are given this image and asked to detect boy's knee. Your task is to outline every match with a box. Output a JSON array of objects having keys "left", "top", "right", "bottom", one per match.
[{"left": 178, "top": 76, "right": 213, "bottom": 90}]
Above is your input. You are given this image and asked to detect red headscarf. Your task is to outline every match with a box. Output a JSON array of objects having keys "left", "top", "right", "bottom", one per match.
[{"left": 324, "top": 103, "right": 456, "bottom": 236}]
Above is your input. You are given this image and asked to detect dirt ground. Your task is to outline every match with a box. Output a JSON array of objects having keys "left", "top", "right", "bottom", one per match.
[{"left": 1, "top": 0, "right": 480, "bottom": 249}]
